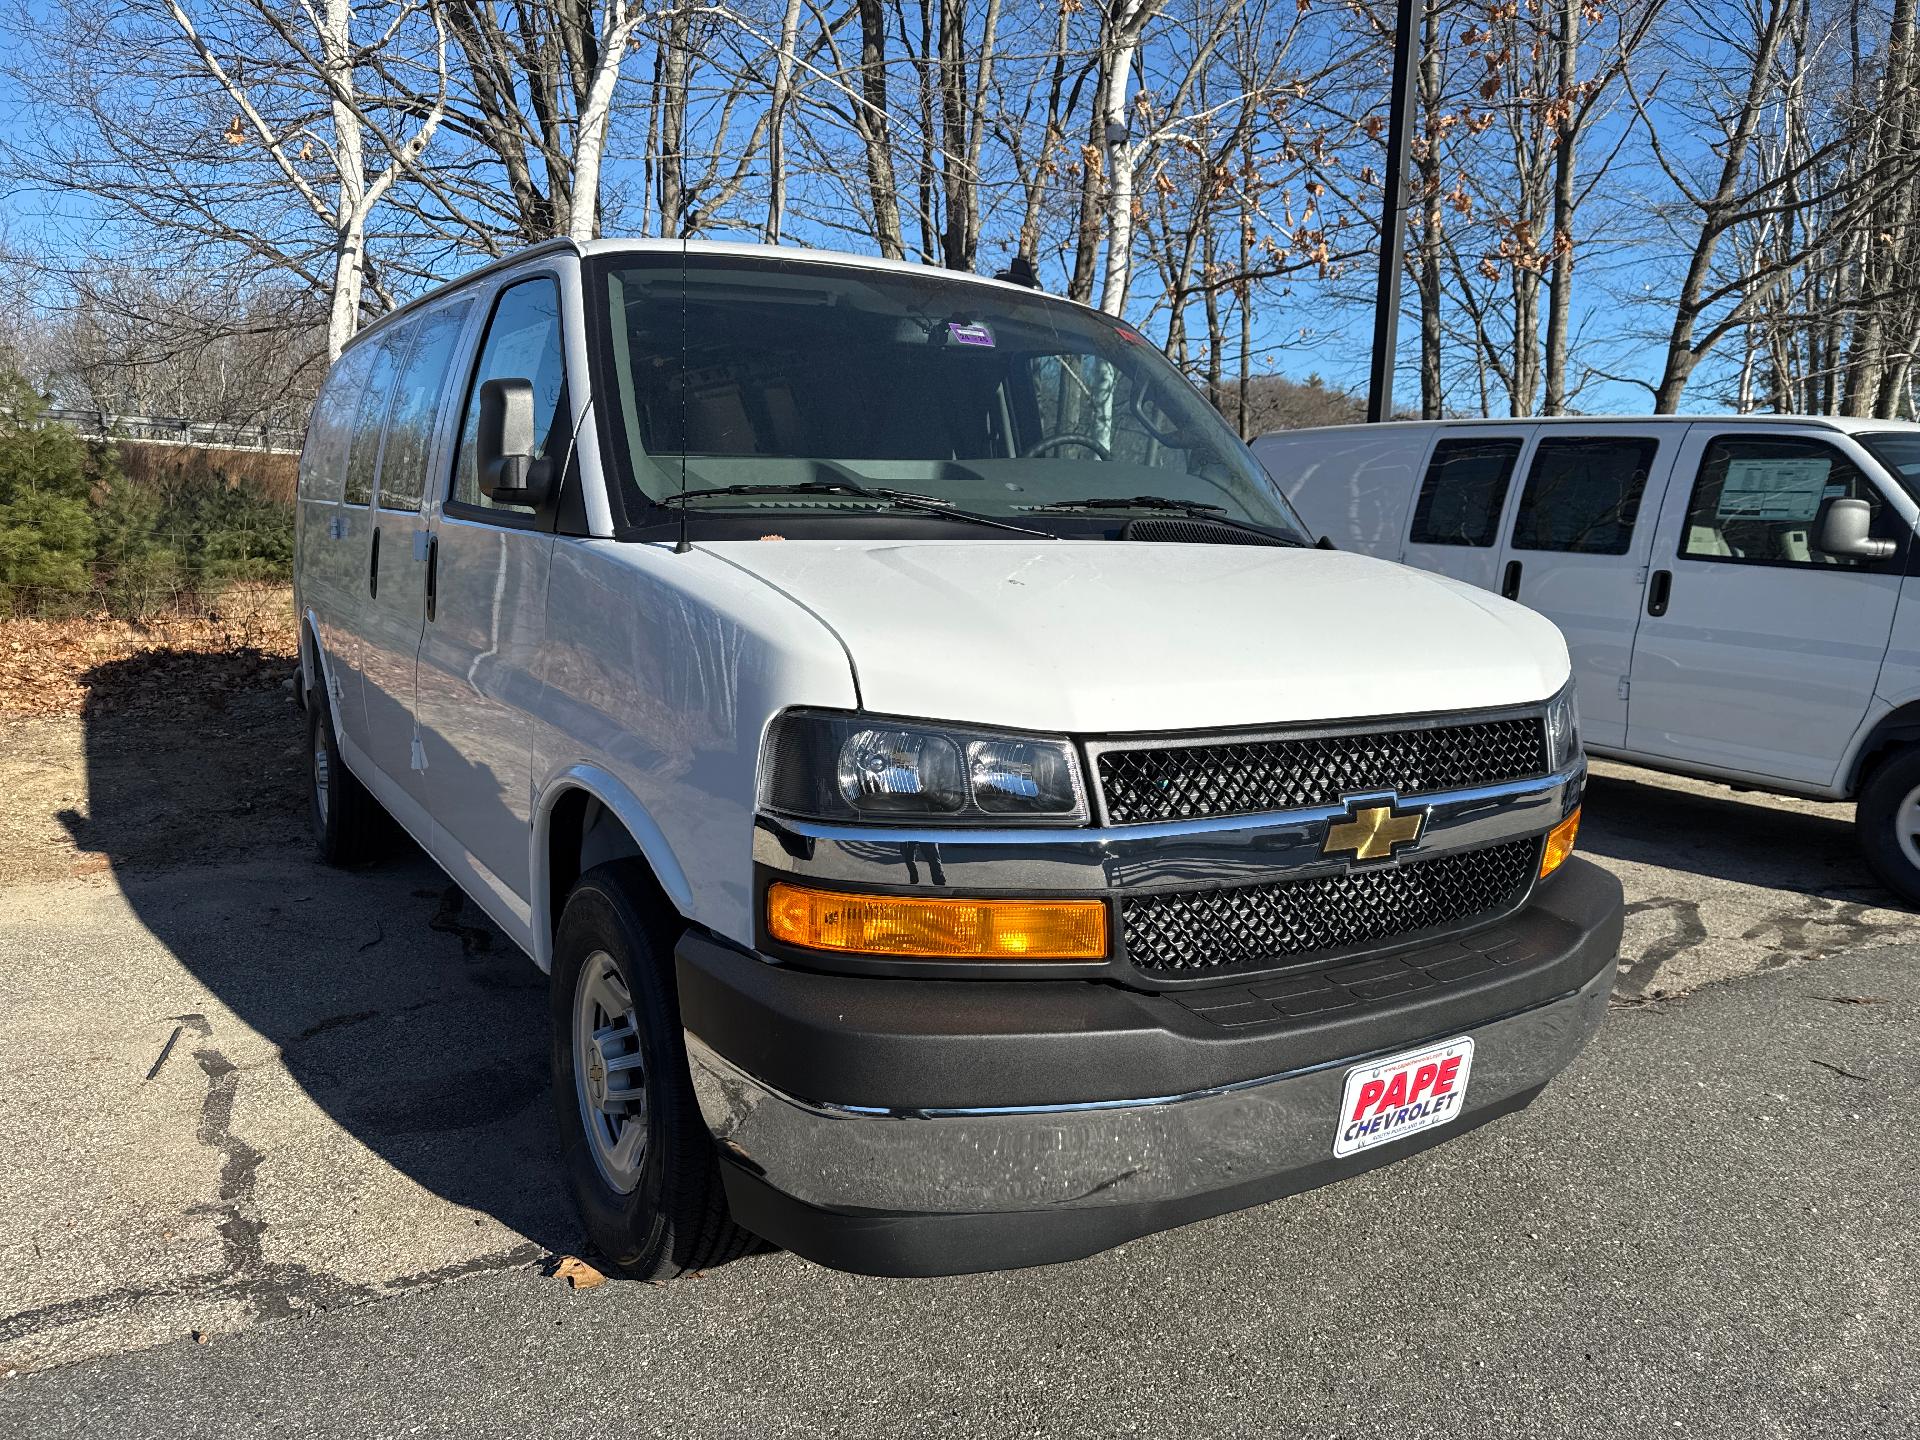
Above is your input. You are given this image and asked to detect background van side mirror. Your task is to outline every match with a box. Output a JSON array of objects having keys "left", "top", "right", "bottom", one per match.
[
  {"left": 1816, "top": 495, "right": 1897, "bottom": 561},
  {"left": 477, "top": 377, "right": 548, "bottom": 506}
]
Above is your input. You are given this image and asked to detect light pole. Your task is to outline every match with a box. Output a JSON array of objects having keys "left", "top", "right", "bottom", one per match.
[{"left": 1366, "top": 0, "right": 1420, "bottom": 424}]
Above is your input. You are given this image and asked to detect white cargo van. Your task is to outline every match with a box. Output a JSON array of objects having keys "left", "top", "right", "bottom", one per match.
[
  {"left": 295, "top": 239, "right": 1619, "bottom": 1279},
  {"left": 1254, "top": 416, "right": 1920, "bottom": 903}
]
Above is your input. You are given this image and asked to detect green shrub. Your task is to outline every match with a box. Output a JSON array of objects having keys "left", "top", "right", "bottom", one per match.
[
  {"left": 0, "top": 369, "right": 295, "bottom": 617},
  {"left": 0, "top": 374, "right": 103, "bottom": 615}
]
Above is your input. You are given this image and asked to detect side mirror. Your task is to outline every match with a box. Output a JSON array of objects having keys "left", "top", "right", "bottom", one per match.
[
  {"left": 1816, "top": 496, "right": 1896, "bottom": 561},
  {"left": 476, "top": 377, "right": 548, "bottom": 506}
]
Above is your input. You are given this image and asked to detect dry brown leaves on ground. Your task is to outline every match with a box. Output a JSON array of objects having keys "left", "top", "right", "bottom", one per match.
[{"left": 0, "top": 585, "right": 298, "bottom": 720}]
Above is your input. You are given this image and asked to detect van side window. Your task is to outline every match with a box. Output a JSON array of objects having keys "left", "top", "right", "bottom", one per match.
[
  {"left": 343, "top": 328, "right": 412, "bottom": 507},
  {"left": 1680, "top": 435, "right": 1886, "bottom": 568},
  {"left": 376, "top": 301, "right": 471, "bottom": 513},
  {"left": 452, "top": 278, "right": 567, "bottom": 516},
  {"left": 1408, "top": 438, "right": 1522, "bottom": 547},
  {"left": 1510, "top": 436, "right": 1659, "bottom": 555},
  {"left": 300, "top": 344, "right": 375, "bottom": 505}
]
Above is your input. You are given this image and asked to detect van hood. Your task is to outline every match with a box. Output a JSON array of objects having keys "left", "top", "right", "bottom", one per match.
[{"left": 704, "top": 539, "right": 1569, "bottom": 734}]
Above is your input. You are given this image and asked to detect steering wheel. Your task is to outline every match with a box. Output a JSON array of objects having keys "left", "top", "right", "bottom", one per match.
[{"left": 1022, "top": 432, "right": 1112, "bottom": 460}]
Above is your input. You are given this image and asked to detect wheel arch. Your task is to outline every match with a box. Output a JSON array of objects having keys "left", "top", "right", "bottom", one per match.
[
  {"left": 1845, "top": 699, "right": 1920, "bottom": 798},
  {"left": 300, "top": 610, "right": 341, "bottom": 744},
  {"left": 533, "top": 766, "right": 694, "bottom": 973}
]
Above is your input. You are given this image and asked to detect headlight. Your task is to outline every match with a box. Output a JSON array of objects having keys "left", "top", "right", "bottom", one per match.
[
  {"left": 762, "top": 710, "right": 1089, "bottom": 824},
  {"left": 1544, "top": 681, "right": 1581, "bottom": 772}
]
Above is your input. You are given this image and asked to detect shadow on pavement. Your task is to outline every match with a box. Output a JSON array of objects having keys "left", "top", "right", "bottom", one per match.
[
  {"left": 58, "top": 649, "right": 588, "bottom": 1271},
  {"left": 1578, "top": 766, "right": 1894, "bottom": 904}
]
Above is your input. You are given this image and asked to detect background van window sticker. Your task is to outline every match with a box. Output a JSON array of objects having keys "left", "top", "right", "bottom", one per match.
[{"left": 1717, "top": 457, "right": 1832, "bottom": 521}]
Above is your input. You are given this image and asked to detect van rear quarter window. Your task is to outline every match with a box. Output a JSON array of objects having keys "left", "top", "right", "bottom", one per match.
[
  {"left": 1510, "top": 437, "right": 1659, "bottom": 555},
  {"left": 1408, "top": 438, "right": 1522, "bottom": 547}
]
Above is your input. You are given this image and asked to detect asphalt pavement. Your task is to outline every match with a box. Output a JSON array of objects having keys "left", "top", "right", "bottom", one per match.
[
  {"left": 4, "top": 941, "right": 1913, "bottom": 1439},
  {"left": 1, "top": 735, "right": 1916, "bottom": 1437}
]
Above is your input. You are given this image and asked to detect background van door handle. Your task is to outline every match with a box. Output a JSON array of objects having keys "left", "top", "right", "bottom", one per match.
[
  {"left": 1500, "top": 560, "right": 1522, "bottom": 599},
  {"left": 1647, "top": 569, "right": 1672, "bottom": 617},
  {"left": 425, "top": 535, "right": 439, "bottom": 621},
  {"left": 368, "top": 526, "right": 381, "bottom": 599}
]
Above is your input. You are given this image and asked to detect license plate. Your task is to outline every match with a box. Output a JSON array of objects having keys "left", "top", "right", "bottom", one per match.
[{"left": 1333, "top": 1037, "right": 1475, "bottom": 1158}]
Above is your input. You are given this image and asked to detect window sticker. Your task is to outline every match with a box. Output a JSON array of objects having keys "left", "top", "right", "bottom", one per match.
[
  {"left": 947, "top": 321, "right": 995, "bottom": 348},
  {"left": 1717, "top": 457, "right": 1832, "bottom": 521}
]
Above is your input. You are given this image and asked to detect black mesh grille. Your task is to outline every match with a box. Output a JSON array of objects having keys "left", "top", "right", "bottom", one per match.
[
  {"left": 1097, "top": 717, "right": 1547, "bottom": 825},
  {"left": 1121, "top": 838, "right": 1539, "bottom": 977}
]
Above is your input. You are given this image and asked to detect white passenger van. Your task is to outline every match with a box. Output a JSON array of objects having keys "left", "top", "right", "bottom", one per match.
[
  {"left": 295, "top": 239, "right": 1620, "bottom": 1279},
  {"left": 1255, "top": 417, "right": 1920, "bottom": 903}
]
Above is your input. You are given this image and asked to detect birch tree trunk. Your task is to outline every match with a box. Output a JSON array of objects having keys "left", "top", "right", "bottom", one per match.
[
  {"left": 763, "top": 0, "right": 805, "bottom": 241},
  {"left": 570, "top": 1, "right": 645, "bottom": 244},
  {"left": 1097, "top": 3, "right": 1156, "bottom": 316}
]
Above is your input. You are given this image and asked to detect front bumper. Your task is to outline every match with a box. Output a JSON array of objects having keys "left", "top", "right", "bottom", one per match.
[{"left": 679, "top": 857, "right": 1623, "bottom": 1276}]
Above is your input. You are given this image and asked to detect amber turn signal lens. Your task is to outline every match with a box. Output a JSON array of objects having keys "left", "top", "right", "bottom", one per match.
[
  {"left": 1540, "top": 805, "right": 1581, "bottom": 878},
  {"left": 766, "top": 882, "right": 1108, "bottom": 960}
]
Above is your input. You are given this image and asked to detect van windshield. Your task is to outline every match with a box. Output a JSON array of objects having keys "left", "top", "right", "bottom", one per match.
[
  {"left": 1860, "top": 432, "right": 1920, "bottom": 505},
  {"left": 591, "top": 254, "right": 1306, "bottom": 539}
]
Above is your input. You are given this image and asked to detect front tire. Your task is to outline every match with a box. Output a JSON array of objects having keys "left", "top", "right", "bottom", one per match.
[
  {"left": 1858, "top": 746, "right": 1920, "bottom": 907},
  {"left": 550, "top": 861, "right": 752, "bottom": 1280}
]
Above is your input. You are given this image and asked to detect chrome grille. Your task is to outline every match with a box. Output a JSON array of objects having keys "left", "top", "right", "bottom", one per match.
[
  {"left": 1096, "top": 716, "right": 1548, "bottom": 826},
  {"left": 1121, "top": 838, "right": 1539, "bottom": 978}
]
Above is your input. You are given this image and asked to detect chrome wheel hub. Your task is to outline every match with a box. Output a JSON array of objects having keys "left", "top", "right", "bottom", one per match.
[
  {"left": 1895, "top": 784, "right": 1920, "bottom": 875},
  {"left": 573, "top": 950, "right": 648, "bottom": 1194}
]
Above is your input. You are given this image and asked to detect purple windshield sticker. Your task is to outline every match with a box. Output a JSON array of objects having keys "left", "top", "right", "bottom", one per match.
[{"left": 948, "top": 321, "right": 995, "bottom": 348}]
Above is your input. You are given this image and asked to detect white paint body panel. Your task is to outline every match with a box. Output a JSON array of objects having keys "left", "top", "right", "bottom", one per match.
[
  {"left": 1625, "top": 426, "right": 1908, "bottom": 788},
  {"left": 1258, "top": 415, "right": 1920, "bottom": 798},
  {"left": 295, "top": 243, "right": 1578, "bottom": 974},
  {"left": 702, "top": 539, "right": 1571, "bottom": 734}
]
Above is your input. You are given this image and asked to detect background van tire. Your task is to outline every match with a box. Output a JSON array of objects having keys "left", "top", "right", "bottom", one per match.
[
  {"left": 306, "top": 677, "right": 387, "bottom": 867},
  {"left": 550, "top": 861, "right": 753, "bottom": 1281},
  {"left": 1858, "top": 746, "right": 1920, "bottom": 908}
]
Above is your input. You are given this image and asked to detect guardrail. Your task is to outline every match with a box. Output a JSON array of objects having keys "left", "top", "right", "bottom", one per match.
[{"left": 32, "top": 406, "right": 306, "bottom": 455}]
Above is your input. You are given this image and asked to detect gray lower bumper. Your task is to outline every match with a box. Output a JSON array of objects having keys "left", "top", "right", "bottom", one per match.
[{"left": 687, "top": 952, "right": 1615, "bottom": 1219}]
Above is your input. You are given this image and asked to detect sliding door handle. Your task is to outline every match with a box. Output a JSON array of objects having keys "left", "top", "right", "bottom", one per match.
[
  {"left": 1647, "top": 569, "right": 1672, "bottom": 617},
  {"left": 1500, "top": 559, "right": 1522, "bottom": 600},
  {"left": 368, "top": 526, "right": 381, "bottom": 599},
  {"left": 425, "top": 535, "right": 439, "bottom": 622}
]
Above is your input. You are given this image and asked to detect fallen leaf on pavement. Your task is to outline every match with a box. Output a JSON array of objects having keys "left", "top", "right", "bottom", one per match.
[{"left": 553, "top": 1255, "right": 606, "bottom": 1290}]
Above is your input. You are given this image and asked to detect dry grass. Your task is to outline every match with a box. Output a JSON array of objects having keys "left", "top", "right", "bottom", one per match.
[{"left": 0, "top": 583, "right": 298, "bottom": 720}]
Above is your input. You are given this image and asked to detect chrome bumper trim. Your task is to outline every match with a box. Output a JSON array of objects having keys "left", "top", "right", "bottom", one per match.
[
  {"left": 685, "top": 952, "right": 1614, "bottom": 1216},
  {"left": 754, "top": 762, "right": 1583, "bottom": 894}
]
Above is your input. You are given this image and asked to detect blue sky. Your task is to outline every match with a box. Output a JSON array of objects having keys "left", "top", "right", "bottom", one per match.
[{"left": 0, "top": 2, "right": 1728, "bottom": 418}]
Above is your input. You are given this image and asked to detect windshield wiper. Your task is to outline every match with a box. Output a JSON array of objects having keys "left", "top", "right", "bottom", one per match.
[
  {"left": 1030, "top": 495, "right": 1307, "bottom": 546},
  {"left": 658, "top": 481, "right": 1056, "bottom": 539}
]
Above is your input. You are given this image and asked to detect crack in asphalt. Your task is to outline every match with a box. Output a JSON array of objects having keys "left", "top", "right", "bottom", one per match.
[
  {"left": 0, "top": 1017, "right": 546, "bottom": 1357},
  {"left": 1616, "top": 891, "right": 1920, "bottom": 1003},
  {"left": 1614, "top": 896, "right": 1707, "bottom": 999}
]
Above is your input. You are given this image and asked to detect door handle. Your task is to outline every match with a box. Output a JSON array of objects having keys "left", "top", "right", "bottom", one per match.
[
  {"left": 1500, "top": 559, "right": 1522, "bottom": 599},
  {"left": 1647, "top": 568, "right": 1672, "bottom": 617},
  {"left": 368, "top": 526, "right": 381, "bottom": 599},
  {"left": 425, "top": 535, "right": 439, "bottom": 622}
]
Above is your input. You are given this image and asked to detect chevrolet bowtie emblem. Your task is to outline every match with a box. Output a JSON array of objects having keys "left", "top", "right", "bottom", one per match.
[{"left": 1322, "top": 799, "right": 1427, "bottom": 862}]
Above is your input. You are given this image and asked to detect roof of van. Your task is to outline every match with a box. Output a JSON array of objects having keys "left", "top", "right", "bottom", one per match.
[
  {"left": 344, "top": 236, "right": 1069, "bottom": 353},
  {"left": 1253, "top": 414, "right": 1920, "bottom": 439}
]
